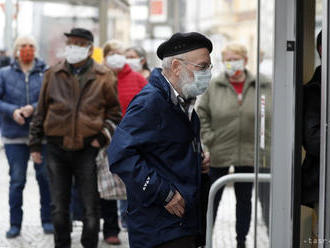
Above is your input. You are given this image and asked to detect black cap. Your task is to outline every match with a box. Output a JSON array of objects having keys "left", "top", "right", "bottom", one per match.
[
  {"left": 157, "top": 32, "right": 213, "bottom": 60},
  {"left": 64, "top": 28, "right": 94, "bottom": 42}
]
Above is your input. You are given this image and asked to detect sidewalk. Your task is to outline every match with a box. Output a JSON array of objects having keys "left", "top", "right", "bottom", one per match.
[{"left": 0, "top": 148, "right": 269, "bottom": 247}]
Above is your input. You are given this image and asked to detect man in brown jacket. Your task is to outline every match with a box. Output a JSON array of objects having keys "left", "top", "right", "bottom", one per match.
[{"left": 29, "top": 28, "right": 121, "bottom": 248}]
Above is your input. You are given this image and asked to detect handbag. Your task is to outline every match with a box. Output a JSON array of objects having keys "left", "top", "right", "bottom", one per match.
[{"left": 96, "top": 147, "right": 127, "bottom": 200}]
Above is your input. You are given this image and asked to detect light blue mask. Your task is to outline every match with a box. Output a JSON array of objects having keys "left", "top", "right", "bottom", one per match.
[{"left": 181, "top": 69, "right": 212, "bottom": 99}]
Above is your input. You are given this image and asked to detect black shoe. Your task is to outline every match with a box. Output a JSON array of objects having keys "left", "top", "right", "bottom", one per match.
[
  {"left": 237, "top": 241, "right": 246, "bottom": 248},
  {"left": 6, "top": 226, "right": 20, "bottom": 238}
]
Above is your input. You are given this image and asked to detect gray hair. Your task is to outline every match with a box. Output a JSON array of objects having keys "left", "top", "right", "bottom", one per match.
[
  {"left": 13, "top": 35, "right": 37, "bottom": 58},
  {"left": 162, "top": 54, "right": 185, "bottom": 74}
]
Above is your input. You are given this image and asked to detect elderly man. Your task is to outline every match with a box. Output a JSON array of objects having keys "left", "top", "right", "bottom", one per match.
[
  {"left": 29, "top": 28, "right": 121, "bottom": 248},
  {"left": 0, "top": 35, "right": 53, "bottom": 238},
  {"left": 108, "top": 32, "right": 212, "bottom": 248}
]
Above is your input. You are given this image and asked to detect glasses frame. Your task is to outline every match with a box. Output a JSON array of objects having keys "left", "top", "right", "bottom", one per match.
[{"left": 176, "top": 58, "right": 213, "bottom": 71}]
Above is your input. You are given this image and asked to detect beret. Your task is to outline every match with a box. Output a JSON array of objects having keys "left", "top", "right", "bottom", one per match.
[{"left": 157, "top": 32, "right": 213, "bottom": 60}]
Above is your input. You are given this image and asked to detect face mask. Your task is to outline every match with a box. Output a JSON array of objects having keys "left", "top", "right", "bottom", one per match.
[
  {"left": 106, "top": 54, "right": 126, "bottom": 69},
  {"left": 19, "top": 46, "right": 35, "bottom": 64},
  {"left": 65, "top": 45, "right": 90, "bottom": 64},
  {"left": 180, "top": 68, "right": 212, "bottom": 99},
  {"left": 126, "top": 58, "right": 142, "bottom": 72},
  {"left": 224, "top": 59, "right": 245, "bottom": 77}
]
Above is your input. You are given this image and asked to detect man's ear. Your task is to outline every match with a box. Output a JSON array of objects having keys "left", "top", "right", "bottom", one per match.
[
  {"left": 88, "top": 45, "right": 94, "bottom": 57},
  {"left": 171, "top": 59, "right": 182, "bottom": 77}
]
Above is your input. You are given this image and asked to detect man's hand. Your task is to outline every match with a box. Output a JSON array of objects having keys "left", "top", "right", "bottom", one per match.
[
  {"left": 21, "top": 105, "right": 34, "bottom": 118},
  {"left": 91, "top": 139, "right": 101, "bottom": 148},
  {"left": 165, "top": 191, "right": 185, "bottom": 218},
  {"left": 202, "top": 151, "right": 210, "bottom": 174},
  {"left": 31, "top": 152, "right": 42, "bottom": 164},
  {"left": 13, "top": 109, "right": 25, "bottom": 125}
]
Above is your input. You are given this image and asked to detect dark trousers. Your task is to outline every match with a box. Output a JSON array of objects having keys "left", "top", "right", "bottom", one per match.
[
  {"left": 209, "top": 166, "right": 253, "bottom": 243},
  {"left": 154, "top": 235, "right": 197, "bottom": 248},
  {"left": 71, "top": 186, "right": 120, "bottom": 238},
  {"left": 100, "top": 199, "right": 120, "bottom": 238},
  {"left": 5, "top": 144, "right": 51, "bottom": 227},
  {"left": 46, "top": 143, "right": 100, "bottom": 248}
]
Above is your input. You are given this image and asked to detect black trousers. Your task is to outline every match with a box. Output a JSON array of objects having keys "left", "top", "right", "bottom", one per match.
[
  {"left": 209, "top": 166, "right": 253, "bottom": 243},
  {"left": 71, "top": 188, "right": 120, "bottom": 238},
  {"left": 100, "top": 199, "right": 120, "bottom": 238},
  {"left": 46, "top": 143, "right": 100, "bottom": 248}
]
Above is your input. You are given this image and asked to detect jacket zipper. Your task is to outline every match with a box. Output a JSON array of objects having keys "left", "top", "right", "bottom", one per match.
[
  {"left": 72, "top": 77, "right": 93, "bottom": 147},
  {"left": 25, "top": 73, "right": 30, "bottom": 105}
]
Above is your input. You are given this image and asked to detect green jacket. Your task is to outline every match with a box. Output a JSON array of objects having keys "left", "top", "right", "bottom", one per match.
[{"left": 197, "top": 70, "right": 271, "bottom": 168}]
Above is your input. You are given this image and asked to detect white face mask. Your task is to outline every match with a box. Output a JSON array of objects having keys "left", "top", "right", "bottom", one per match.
[
  {"left": 65, "top": 45, "right": 90, "bottom": 64},
  {"left": 126, "top": 58, "right": 142, "bottom": 72},
  {"left": 224, "top": 59, "right": 245, "bottom": 77},
  {"left": 180, "top": 68, "right": 212, "bottom": 99},
  {"left": 106, "top": 54, "right": 126, "bottom": 69}
]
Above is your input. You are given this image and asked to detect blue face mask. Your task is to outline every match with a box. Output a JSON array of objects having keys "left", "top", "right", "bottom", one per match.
[{"left": 181, "top": 69, "right": 212, "bottom": 99}]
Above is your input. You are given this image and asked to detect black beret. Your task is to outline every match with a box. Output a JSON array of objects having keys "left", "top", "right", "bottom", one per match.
[
  {"left": 157, "top": 32, "right": 213, "bottom": 60},
  {"left": 64, "top": 28, "right": 94, "bottom": 42}
]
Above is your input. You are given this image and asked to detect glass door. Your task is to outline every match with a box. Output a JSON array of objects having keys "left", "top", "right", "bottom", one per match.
[{"left": 254, "top": 0, "right": 274, "bottom": 247}]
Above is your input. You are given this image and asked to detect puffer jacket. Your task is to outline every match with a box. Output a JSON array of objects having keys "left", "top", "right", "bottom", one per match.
[
  {"left": 0, "top": 58, "right": 47, "bottom": 138},
  {"left": 197, "top": 70, "right": 272, "bottom": 168},
  {"left": 29, "top": 59, "right": 121, "bottom": 151}
]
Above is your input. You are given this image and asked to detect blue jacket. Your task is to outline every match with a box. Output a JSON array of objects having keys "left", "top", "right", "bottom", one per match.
[
  {"left": 108, "top": 68, "right": 203, "bottom": 247},
  {"left": 0, "top": 58, "right": 47, "bottom": 138}
]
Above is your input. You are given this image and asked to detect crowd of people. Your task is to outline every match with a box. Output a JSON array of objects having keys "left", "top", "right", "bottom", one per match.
[{"left": 0, "top": 27, "right": 279, "bottom": 248}]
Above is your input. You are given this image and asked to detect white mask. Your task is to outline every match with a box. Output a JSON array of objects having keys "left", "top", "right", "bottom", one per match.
[
  {"left": 106, "top": 54, "right": 126, "bottom": 69},
  {"left": 180, "top": 68, "right": 212, "bottom": 99},
  {"left": 65, "top": 45, "right": 90, "bottom": 64},
  {"left": 224, "top": 59, "right": 245, "bottom": 77},
  {"left": 126, "top": 58, "right": 142, "bottom": 72}
]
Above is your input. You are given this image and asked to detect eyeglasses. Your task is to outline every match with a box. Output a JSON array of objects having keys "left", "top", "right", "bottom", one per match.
[{"left": 177, "top": 58, "right": 213, "bottom": 71}]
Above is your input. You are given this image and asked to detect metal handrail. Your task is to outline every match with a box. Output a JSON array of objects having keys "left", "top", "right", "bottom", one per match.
[{"left": 206, "top": 173, "right": 271, "bottom": 248}]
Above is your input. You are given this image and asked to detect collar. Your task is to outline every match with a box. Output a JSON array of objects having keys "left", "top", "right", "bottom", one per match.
[
  {"left": 162, "top": 72, "right": 196, "bottom": 120},
  {"left": 118, "top": 64, "right": 132, "bottom": 79},
  {"left": 67, "top": 58, "right": 93, "bottom": 75},
  {"left": 53, "top": 59, "right": 108, "bottom": 75},
  {"left": 162, "top": 72, "right": 180, "bottom": 105}
]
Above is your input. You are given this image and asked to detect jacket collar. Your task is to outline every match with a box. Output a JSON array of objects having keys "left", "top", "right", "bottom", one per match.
[
  {"left": 118, "top": 64, "right": 131, "bottom": 79},
  {"left": 149, "top": 68, "right": 172, "bottom": 103},
  {"left": 215, "top": 70, "right": 257, "bottom": 87},
  {"left": 53, "top": 59, "right": 108, "bottom": 76},
  {"left": 11, "top": 58, "right": 46, "bottom": 73}
]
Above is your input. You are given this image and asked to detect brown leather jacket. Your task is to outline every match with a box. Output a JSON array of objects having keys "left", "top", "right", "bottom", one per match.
[{"left": 29, "top": 59, "right": 122, "bottom": 151}]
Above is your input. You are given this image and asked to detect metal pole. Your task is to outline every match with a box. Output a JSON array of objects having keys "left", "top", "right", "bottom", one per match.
[
  {"left": 205, "top": 173, "right": 271, "bottom": 248},
  {"left": 99, "top": 0, "right": 108, "bottom": 46},
  {"left": 254, "top": 0, "right": 261, "bottom": 246},
  {"left": 4, "top": 0, "right": 13, "bottom": 53}
]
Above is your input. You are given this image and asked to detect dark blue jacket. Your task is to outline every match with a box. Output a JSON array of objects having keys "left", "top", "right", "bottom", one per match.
[
  {"left": 108, "top": 68, "right": 203, "bottom": 247},
  {"left": 0, "top": 58, "right": 47, "bottom": 138}
]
